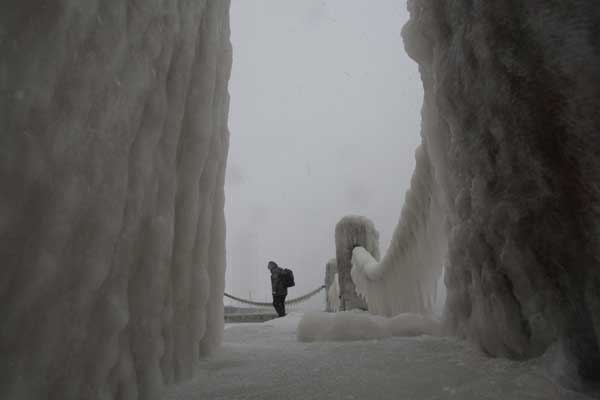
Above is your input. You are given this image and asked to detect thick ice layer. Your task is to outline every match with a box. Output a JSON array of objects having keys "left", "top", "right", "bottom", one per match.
[
  {"left": 0, "top": 1, "right": 232, "bottom": 399},
  {"left": 297, "top": 310, "right": 440, "bottom": 342},
  {"left": 335, "top": 146, "right": 447, "bottom": 319},
  {"left": 400, "top": 0, "right": 600, "bottom": 386},
  {"left": 324, "top": 258, "right": 339, "bottom": 312},
  {"left": 339, "top": 0, "right": 600, "bottom": 389},
  {"left": 349, "top": 147, "right": 447, "bottom": 317}
]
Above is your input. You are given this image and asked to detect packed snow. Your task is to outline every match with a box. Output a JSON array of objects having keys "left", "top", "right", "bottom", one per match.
[
  {"left": 3, "top": 0, "right": 600, "bottom": 398},
  {"left": 164, "top": 313, "right": 593, "bottom": 400},
  {"left": 297, "top": 310, "right": 440, "bottom": 342}
]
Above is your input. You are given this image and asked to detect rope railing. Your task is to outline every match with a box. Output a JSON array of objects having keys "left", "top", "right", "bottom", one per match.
[{"left": 224, "top": 285, "right": 326, "bottom": 307}]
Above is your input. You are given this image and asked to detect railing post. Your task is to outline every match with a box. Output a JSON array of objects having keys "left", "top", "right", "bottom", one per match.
[
  {"left": 335, "top": 216, "right": 380, "bottom": 311},
  {"left": 324, "top": 258, "right": 337, "bottom": 312}
]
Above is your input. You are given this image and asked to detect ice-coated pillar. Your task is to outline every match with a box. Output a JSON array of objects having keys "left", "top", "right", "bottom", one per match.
[
  {"left": 0, "top": 1, "right": 232, "bottom": 399},
  {"left": 335, "top": 216, "right": 380, "bottom": 311},
  {"left": 325, "top": 258, "right": 338, "bottom": 312}
]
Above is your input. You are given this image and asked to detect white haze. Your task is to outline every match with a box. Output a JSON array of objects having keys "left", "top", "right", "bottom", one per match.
[{"left": 225, "top": 0, "right": 422, "bottom": 307}]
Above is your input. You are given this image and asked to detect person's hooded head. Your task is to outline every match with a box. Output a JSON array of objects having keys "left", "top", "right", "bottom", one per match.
[{"left": 267, "top": 261, "right": 278, "bottom": 271}]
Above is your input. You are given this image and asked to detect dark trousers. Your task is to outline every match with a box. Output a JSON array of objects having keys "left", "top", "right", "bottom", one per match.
[{"left": 272, "top": 294, "right": 286, "bottom": 317}]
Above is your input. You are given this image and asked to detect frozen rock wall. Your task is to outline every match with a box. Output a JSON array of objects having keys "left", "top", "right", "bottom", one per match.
[
  {"left": 0, "top": 1, "right": 232, "bottom": 399},
  {"left": 400, "top": 0, "right": 600, "bottom": 386}
]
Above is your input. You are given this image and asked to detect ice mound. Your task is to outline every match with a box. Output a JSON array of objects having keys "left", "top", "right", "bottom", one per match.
[
  {"left": 266, "top": 312, "right": 305, "bottom": 334},
  {"left": 297, "top": 311, "right": 440, "bottom": 342}
]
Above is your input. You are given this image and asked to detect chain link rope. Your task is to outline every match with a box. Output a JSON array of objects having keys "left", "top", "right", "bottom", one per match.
[{"left": 224, "top": 285, "right": 326, "bottom": 307}]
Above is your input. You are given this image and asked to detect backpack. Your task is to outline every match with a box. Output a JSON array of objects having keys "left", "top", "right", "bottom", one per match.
[{"left": 281, "top": 268, "right": 295, "bottom": 288}]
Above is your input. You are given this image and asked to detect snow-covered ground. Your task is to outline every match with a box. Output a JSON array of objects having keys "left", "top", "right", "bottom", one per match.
[{"left": 164, "top": 312, "right": 591, "bottom": 400}]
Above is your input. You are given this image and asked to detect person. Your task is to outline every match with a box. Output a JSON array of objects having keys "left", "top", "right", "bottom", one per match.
[{"left": 268, "top": 261, "right": 287, "bottom": 317}]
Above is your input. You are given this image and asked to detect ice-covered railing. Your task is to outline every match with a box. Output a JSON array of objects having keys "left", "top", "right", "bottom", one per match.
[
  {"left": 224, "top": 285, "right": 326, "bottom": 307},
  {"left": 344, "top": 145, "right": 448, "bottom": 317}
]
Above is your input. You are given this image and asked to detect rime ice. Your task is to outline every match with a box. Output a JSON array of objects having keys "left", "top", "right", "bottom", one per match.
[
  {"left": 0, "top": 1, "right": 232, "bottom": 399},
  {"left": 401, "top": 0, "right": 600, "bottom": 374}
]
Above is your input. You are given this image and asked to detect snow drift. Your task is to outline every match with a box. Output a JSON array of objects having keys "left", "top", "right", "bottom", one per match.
[
  {"left": 297, "top": 311, "right": 440, "bottom": 342},
  {"left": 0, "top": 1, "right": 232, "bottom": 399}
]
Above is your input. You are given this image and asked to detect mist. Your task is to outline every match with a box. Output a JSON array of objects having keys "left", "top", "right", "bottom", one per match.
[{"left": 224, "top": 0, "right": 422, "bottom": 307}]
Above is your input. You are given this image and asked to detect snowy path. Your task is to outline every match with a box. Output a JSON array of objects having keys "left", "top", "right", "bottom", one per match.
[{"left": 164, "top": 313, "right": 591, "bottom": 400}]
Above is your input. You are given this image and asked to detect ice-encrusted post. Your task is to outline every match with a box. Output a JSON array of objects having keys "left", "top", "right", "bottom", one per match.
[
  {"left": 325, "top": 258, "right": 338, "bottom": 312},
  {"left": 335, "top": 216, "right": 380, "bottom": 311}
]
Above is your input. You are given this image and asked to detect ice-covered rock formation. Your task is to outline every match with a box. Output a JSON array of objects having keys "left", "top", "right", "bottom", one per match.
[
  {"left": 350, "top": 0, "right": 600, "bottom": 388},
  {"left": 0, "top": 1, "right": 231, "bottom": 399}
]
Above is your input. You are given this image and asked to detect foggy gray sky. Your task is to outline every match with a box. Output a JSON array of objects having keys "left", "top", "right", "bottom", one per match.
[{"left": 225, "top": 0, "right": 422, "bottom": 307}]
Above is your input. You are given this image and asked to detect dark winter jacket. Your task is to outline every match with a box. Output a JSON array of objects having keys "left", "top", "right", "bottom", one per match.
[{"left": 270, "top": 266, "right": 288, "bottom": 296}]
